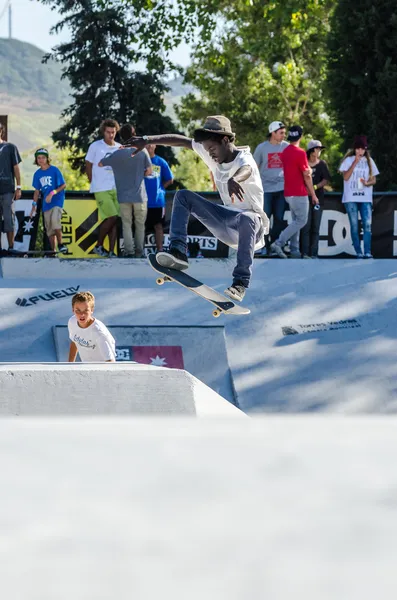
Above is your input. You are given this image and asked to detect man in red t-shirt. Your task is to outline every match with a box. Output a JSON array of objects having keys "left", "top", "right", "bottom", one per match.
[{"left": 270, "top": 125, "right": 319, "bottom": 258}]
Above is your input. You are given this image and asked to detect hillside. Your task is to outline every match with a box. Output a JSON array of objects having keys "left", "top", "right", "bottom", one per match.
[
  {"left": 0, "top": 37, "right": 71, "bottom": 110},
  {"left": 0, "top": 37, "right": 192, "bottom": 181}
]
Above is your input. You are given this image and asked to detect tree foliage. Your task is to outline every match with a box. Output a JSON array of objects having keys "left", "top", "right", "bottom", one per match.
[
  {"left": 173, "top": 149, "right": 213, "bottom": 192},
  {"left": 38, "top": 0, "right": 180, "bottom": 170},
  {"left": 177, "top": 0, "right": 340, "bottom": 164},
  {"left": 328, "top": 0, "right": 397, "bottom": 189}
]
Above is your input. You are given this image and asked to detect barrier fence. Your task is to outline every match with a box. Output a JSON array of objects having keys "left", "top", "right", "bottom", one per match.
[{"left": 5, "top": 190, "right": 397, "bottom": 258}]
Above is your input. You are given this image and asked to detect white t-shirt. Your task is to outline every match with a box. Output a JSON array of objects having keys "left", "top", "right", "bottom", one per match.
[
  {"left": 68, "top": 315, "right": 116, "bottom": 362},
  {"left": 192, "top": 141, "right": 269, "bottom": 246},
  {"left": 85, "top": 139, "right": 121, "bottom": 193},
  {"left": 339, "top": 156, "right": 379, "bottom": 204}
]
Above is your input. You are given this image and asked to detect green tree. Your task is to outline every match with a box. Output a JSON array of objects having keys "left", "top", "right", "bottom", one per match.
[
  {"left": 177, "top": 0, "right": 340, "bottom": 170},
  {"left": 38, "top": 0, "right": 179, "bottom": 170},
  {"left": 173, "top": 149, "right": 213, "bottom": 191},
  {"left": 328, "top": 0, "right": 397, "bottom": 189}
]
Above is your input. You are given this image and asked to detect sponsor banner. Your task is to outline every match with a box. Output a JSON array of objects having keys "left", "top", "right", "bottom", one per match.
[
  {"left": 61, "top": 195, "right": 229, "bottom": 259},
  {"left": 59, "top": 199, "right": 117, "bottom": 259},
  {"left": 1, "top": 199, "right": 41, "bottom": 253},
  {"left": 281, "top": 194, "right": 397, "bottom": 258},
  {"left": 116, "top": 345, "right": 184, "bottom": 368},
  {"left": 16, "top": 191, "right": 397, "bottom": 259},
  {"left": 15, "top": 285, "right": 80, "bottom": 307},
  {"left": 282, "top": 319, "right": 361, "bottom": 336}
]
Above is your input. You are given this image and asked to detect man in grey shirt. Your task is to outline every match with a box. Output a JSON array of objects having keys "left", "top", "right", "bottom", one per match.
[
  {"left": 253, "top": 121, "right": 288, "bottom": 255},
  {"left": 100, "top": 123, "right": 152, "bottom": 257},
  {"left": 0, "top": 121, "right": 22, "bottom": 251}
]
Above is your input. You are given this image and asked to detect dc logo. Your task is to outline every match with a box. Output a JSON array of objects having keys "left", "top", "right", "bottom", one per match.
[
  {"left": 284, "top": 208, "right": 355, "bottom": 256},
  {"left": 319, "top": 210, "right": 355, "bottom": 256}
]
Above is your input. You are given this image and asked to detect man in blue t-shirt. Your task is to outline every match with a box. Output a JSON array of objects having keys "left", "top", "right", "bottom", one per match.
[
  {"left": 144, "top": 144, "right": 173, "bottom": 252},
  {"left": 30, "top": 148, "right": 67, "bottom": 254}
]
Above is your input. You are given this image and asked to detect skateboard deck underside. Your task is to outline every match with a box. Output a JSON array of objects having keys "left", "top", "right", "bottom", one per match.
[{"left": 148, "top": 254, "right": 250, "bottom": 316}]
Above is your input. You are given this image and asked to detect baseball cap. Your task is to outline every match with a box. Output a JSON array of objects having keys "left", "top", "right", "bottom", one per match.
[
  {"left": 307, "top": 139, "right": 326, "bottom": 151},
  {"left": 34, "top": 148, "right": 49, "bottom": 157},
  {"left": 287, "top": 125, "right": 303, "bottom": 142},
  {"left": 268, "top": 121, "right": 285, "bottom": 134}
]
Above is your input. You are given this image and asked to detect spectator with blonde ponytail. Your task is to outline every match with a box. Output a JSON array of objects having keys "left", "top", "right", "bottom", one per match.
[{"left": 339, "top": 135, "right": 379, "bottom": 258}]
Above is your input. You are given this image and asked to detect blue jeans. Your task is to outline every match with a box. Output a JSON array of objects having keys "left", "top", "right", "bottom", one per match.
[
  {"left": 168, "top": 190, "right": 263, "bottom": 287},
  {"left": 263, "top": 191, "right": 286, "bottom": 244},
  {"left": 344, "top": 202, "right": 372, "bottom": 255}
]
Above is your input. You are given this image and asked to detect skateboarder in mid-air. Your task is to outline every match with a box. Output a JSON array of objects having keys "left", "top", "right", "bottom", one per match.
[{"left": 126, "top": 116, "right": 269, "bottom": 302}]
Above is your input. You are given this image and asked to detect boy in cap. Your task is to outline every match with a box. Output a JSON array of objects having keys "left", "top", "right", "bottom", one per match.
[
  {"left": 125, "top": 115, "right": 269, "bottom": 302},
  {"left": 271, "top": 125, "right": 319, "bottom": 259},
  {"left": 30, "top": 148, "right": 68, "bottom": 254},
  {"left": 253, "top": 121, "right": 288, "bottom": 255}
]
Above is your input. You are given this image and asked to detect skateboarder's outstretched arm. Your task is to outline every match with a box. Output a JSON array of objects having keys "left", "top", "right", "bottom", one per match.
[{"left": 123, "top": 134, "right": 193, "bottom": 151}]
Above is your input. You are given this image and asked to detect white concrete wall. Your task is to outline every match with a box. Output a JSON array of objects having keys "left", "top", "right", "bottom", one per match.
[
  {"left": 0, "top": 363, "right": 245, "bottom": 417},
  {"left": 1, "top": 417, "right": 397, "bottom": 599}
]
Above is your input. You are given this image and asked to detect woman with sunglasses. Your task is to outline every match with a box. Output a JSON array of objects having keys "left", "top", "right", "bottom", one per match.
[{"left": 339, "top": 136, "right": 379, "bottom": 258}]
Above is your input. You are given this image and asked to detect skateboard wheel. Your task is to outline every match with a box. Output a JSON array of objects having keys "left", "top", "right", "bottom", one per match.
[
  {"left": 212, "top": 309, "right": 221, "bottom": 318},
  {"left": 164, "top": 276, "right": 172, "bottom": 282},
  {"left": 156, "top": 277, "right": 165, "bottom": 285}
]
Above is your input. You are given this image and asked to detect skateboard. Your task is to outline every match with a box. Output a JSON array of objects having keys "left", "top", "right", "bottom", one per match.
[
  {"left": 148, "top": 253, "right": 250, "bottom": 318},
  {"left": 6, "top": 249, "right": 58, "bottom": 258}
]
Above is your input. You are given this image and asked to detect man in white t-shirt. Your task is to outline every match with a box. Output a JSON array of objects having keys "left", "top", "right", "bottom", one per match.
[
  {"left": 85, "top": 119, "right": 121, "bottom": 257},
  {"left": 126, "top": 116, "right": 269, "bottom": 302},
  {"left": 68, "top": 291, "right": 116, "bottom": 362}
]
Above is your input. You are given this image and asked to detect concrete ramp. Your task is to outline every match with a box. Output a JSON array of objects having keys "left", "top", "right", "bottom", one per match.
[
  {"left": 0, "top": 363, "right": 244, "bottom": 417},
  {"left": 53, "top": 325, "right": 235, "bottom": 404}
]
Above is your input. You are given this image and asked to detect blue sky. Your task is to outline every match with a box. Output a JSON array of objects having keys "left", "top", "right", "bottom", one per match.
[{"left": 0, "top": 0, "right": 191, "bottom": 66}]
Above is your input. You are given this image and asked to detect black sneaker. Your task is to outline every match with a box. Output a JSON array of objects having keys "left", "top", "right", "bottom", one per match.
[
  {"left": 224, "top": 281, "right": 246, "bottom": 302},
  {"left": 58, "top": 244, "right": 68, "bottom": 254},
  {"left": 156, "top": 248, "right": 189, "bottom": 270}
]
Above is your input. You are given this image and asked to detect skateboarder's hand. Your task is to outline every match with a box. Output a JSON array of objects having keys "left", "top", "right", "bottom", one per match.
[
  {"left": 228, "top": 178, "right": 245, "bottom": 203},
  {"left": 121, "top": 136, "right": 146, "bottom": 153}
]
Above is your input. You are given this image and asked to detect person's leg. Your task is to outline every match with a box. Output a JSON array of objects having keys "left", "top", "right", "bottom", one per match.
[
  {"left": 359, "top": 202, "right": 373, "bottom": 256},
  {"left": 263, "top": 192, "right": 273, "bottom": 248},
  {"left": 310, "top": 206, "right": 323, "bottom": 257},
  {"left": 154, "top": 222, "right": 164, "bottom": 252},
  {"left": 167, "top": 189, "right": 236, "bottom": 254},
  {"left": 49, "top": 234, "right": 57, "bottom": 251},
  {"left": 300, "top": 200, "right": 312, "bottom": 256},
  {"left": 272, "top": 191, "right": 287, "bottom": 241},
  {"left": 95, "top": 191, "right": 119, "bottom": 253},
  {"left": 275, "top": 196, "right": 308, "bottom": 255},
  {"left": 132, "top": 202, "right": 148, "bottom": 257},
  {"left": 107, "top": 219, "right": 118, "bottom": 254},
  {"left": 231, "top": 211, "right": 262, "bottom": 288},
  {"left": 2, "top": 193, "right": 15, "bottom": 249},
  {"left": 44, "top": 211, "right": 55, "bottom": 250},
  {"left": 119, "top": 203, "right": 134, "bottom": 255},
  {"left": 344, "top": 202, "right": 362, "bottom": 255}
]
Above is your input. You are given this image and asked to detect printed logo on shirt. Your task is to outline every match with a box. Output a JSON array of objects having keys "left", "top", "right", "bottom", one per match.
[
  {"left": 39, "top": 175, "right": 53, "bottom": 187},
  {"left": 267, "top": 152, "right": 283, "bottom": 169},
  {"left": 73, "top": 334, "right": 96, "bottom": 350}
]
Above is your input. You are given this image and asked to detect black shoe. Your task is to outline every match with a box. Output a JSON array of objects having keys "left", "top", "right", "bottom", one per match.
[
  {"left": 156, "top": 248, "right": 189, "bottom": 270},
  {"left": 224, "top": 281, "right": 246, "bottom": 302},
  {"left": 58, "top": 244, "right": 68, "bottom": 254}
]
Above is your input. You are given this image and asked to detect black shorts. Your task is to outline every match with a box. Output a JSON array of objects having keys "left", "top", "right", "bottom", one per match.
[{"left": 146, "top": 207, "right": 165, "bottom": 230}]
